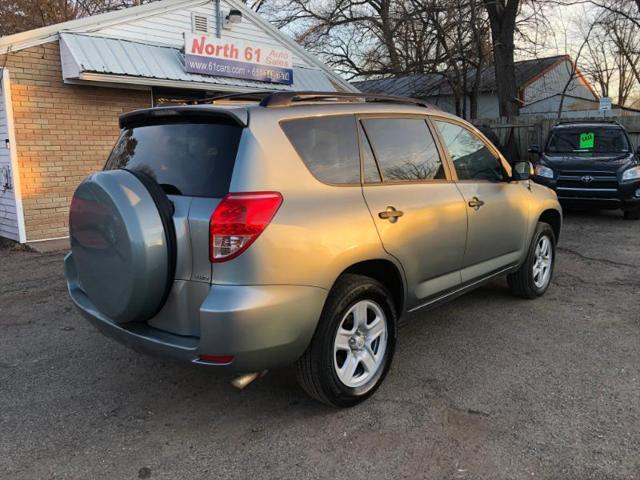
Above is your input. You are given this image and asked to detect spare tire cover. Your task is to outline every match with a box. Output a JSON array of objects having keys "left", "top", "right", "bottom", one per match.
[{"left": 69, "top": 169, "right": 174, "bottom": 323}]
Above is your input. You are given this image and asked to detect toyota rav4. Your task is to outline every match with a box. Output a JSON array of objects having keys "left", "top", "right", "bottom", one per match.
[
  {"left": 65, "top": 92, "right": 562, "bottom": 407},
  {"left": 530, "top": 120, "right": 640, "bottom": 220}
]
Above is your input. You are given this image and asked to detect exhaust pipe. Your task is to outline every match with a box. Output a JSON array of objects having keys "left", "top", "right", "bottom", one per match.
[{"left": 231, "top": 370, "right": 267, "bottom": 390}]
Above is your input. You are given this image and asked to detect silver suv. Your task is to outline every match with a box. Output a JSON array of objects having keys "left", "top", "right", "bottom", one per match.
[{"left": 65, "top": 92, "right": 562, "bottom": 407}]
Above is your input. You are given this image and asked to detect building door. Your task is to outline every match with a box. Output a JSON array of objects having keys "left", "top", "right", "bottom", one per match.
[{"left": 0, "top": 69, "right": 25, "bottom": 242}]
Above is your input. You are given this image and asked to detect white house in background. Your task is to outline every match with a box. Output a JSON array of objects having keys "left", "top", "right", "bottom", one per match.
[
  {"left": 0, "top": 0, "right": 356, "bottom": 243},
  {"left": 353, "top": 55, "right": 602, "bottom": 119}
]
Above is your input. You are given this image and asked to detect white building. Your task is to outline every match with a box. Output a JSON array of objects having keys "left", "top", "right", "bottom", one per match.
[{"left": 354, "top": 55, "right": 601, "bottom": 119}]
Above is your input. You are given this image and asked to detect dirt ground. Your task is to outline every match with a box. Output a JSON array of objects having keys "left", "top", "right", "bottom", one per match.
[{"left": 1, "top": 210, "right": 638, "bottom": 480}]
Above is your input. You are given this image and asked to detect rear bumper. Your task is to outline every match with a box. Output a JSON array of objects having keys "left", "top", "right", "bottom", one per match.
[{"left": 65, "top": 254, "right": 327, "bottom": 372}]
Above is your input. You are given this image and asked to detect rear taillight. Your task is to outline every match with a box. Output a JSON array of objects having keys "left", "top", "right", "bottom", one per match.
[{"left": 209, "top": 192, "right": 283, "bottom": 263}]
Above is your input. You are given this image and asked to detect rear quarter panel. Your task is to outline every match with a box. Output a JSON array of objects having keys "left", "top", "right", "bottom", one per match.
[{"left": 210, "top": 108, "right": 398, "bottom": 290}]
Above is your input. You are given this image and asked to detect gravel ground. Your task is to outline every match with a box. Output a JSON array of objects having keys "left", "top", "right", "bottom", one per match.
[{"left": 1, "top": 210, "right": 638, "bottom": 480}]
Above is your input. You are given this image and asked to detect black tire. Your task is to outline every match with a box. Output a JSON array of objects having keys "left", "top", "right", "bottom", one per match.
[
  {"left": 507, "top": 222, "right": 556, "bottom": 299},
  {"left": 623, "top": 209, "right": 640, "bottom": 220},
  {"left": 295, "top": 274, "right": 397, "bottom": 407}
]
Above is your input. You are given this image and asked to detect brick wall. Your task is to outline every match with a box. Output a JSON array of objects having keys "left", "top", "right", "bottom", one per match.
[{"left": 0, "top": 41, "right": 150, "bottom": 241}]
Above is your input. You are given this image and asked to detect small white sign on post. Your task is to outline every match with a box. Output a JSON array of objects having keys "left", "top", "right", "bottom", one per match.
[{"left": 599, "top": 97, "right": 612, "bottom": 111}]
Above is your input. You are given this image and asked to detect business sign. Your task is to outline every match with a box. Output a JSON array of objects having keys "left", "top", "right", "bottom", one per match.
[{"left": 184, "top": 33, "right": 293, "bottom": 85}]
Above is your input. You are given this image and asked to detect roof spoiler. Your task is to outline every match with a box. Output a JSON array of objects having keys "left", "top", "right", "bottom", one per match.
[{"left": 119, "top": 106, "right": 248, "bottom": 129}]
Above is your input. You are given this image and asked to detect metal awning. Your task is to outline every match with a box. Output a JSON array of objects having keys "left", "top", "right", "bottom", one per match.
[{"left": 59, "top": 32, "right": 337, "bottom": 93}]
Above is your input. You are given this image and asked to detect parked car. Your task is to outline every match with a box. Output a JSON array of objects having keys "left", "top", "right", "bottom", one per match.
[
  {"left": 530, "top": 120, "right": 640, "bottom": 220},
  {"left": 65, "top": 92, "right": 562, "bottom": 407}
]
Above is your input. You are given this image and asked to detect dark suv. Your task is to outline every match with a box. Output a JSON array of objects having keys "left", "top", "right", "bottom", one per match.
[{"left": 531, "top": 121, "right": 640, "bottom": 219}]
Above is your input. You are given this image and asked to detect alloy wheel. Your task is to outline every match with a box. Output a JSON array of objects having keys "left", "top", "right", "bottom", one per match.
[
  {"left": 333, "top": 300, "right": 388, "bottom": 388},
  {"left": 532, "top": 235, "right": 553, "bottom": 289}
]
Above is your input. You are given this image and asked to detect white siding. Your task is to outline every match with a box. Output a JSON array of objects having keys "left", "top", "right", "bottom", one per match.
[
  {"left": 520, "top": 95, "right": 640, "bottom": 118},
  {"left": 92, "top": 1, "right": 313, "bottom": 68},
  {"left": 0, "top": 70, "right": 22, "bottom": 241},
  {"left": 520, "top": 94, "right": 597, "bottom": 115},
  {"left": 524, "top": 60, "right": 597, "bottom": 104}
]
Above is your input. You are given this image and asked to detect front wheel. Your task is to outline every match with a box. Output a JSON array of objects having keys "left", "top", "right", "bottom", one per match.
[
  {"left": 508, "top": 222, "right": 556, "bottom": 299},
  {"left": 295, "top": 274, "right": 397, "bottom": 407}
]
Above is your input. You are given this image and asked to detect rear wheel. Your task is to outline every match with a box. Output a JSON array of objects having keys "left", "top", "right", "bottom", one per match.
[
  {"left": 295, "top": 274, "right": 397, "bottom": 407},
  {"left": 623, "top": 208, "right": 640, "bottom": 220},
  {"left": 508, "top": 222, "right": 556, "bottom": 299}
]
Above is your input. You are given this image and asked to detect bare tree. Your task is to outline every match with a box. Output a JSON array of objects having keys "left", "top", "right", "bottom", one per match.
[
  {"left": 557, "top": 16, "right": 598, "bottom": 118},
  {"left": 0, "top": 0, "right": 81, "bottom": 35},
  {"left": 262, "top": 0, "right": 457, "bottom": 79},
  {"left": 567, "top": 1, "right": 640, "bottom": 107},
  {"left": 264, "top": 0, "right": 494, "bottom": 119},
  {"left": 606, "top": 14, "right": 640, "bottom": 102},
  {"left": 468, "top": 0, "right": 492, "bottom": 119},
  {"left": 0, "top": 0, "right": 159, "bottom": 35},
  {"left": 583, "top": 26, "right": 613, "bottom": 98},
  {"left": 482, "top": 0, "right": 520, "bottom": 117},
  {"left": 422, "top": 0, "right": 492, "bottom": 118}
]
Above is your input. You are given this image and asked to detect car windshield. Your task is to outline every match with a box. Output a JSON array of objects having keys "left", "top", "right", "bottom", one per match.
[{"left": 546, "top": 126, "right": 630, "bottom": 154}]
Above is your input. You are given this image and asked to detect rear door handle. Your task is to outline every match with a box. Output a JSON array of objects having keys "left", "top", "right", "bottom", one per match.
[
  {"left": 378, "top": 206, "right": 404, "bottom": 223},
  {"left": 468, "top": 196, "right": 485, "bottom": 210}
]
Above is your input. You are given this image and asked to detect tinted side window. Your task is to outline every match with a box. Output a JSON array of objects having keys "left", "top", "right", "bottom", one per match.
[
  {"left": 434, "top": 120, "right": 504, "bottom": 182},
  {"left": 281, "top": 115, "right": 360, "bottom": 184},
  {"left": 361, "top": 118, "right": 445, "bottom": 181},
  {"left": 105, "top": 122, "right": 242, "bottom": 197}
]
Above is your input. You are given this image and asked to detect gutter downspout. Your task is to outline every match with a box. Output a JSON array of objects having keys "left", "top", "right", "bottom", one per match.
[{"left": 214, "top": 0, "right": 222, "bottom": 38}]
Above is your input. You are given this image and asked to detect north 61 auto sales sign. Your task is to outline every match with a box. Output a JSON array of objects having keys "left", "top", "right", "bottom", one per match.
[{"left": 184, "top": 33, "right": 294, "bottom": 85}]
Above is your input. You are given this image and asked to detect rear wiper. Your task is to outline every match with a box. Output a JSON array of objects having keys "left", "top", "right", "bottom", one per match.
[{"left": 160, "top": 184, "right": 183, "bottom": 195}]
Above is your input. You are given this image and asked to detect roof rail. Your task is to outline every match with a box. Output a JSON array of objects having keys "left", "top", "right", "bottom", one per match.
[
  {"left": 190, "top": 90, "right": 434, "bottom": 109},
  {"left": 258, "top": 91, "right": 433, "bottom": 108},
  {"left": 189, "top": 91, "right": 275, "bottom": 105},
  {"left": 554, "top": 119, "right": 622, "bottom": 126}
]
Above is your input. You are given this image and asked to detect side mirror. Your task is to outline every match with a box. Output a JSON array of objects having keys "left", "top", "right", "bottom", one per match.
[
  {"left": 528, "top": 144, "right": 540, "bottom": 154},
  {"left": 512, "top": 161, "right": 533, "bottom": 181}
]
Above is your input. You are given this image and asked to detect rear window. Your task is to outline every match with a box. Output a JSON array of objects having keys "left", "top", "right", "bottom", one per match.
[
  {"left": 546, "top": 126, "right": 630, "bottom": 154},
  {"left": 281, "top": 115, "right": 360, "bottom": 184},
  {"left": 105, "top": 122, "right": 242, "bottom": 197}
]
